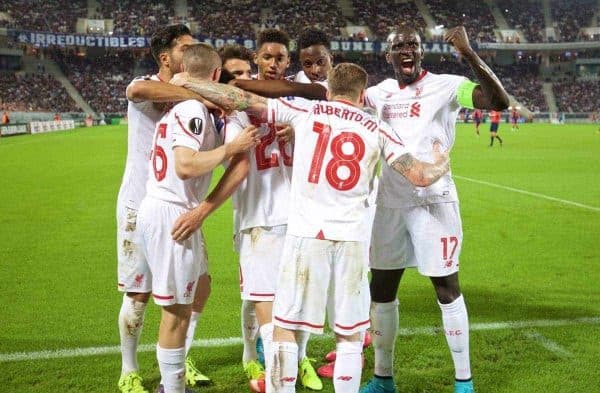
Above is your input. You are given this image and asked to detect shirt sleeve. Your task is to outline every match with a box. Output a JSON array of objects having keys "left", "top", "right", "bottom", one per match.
[
  {"left": 378, "top": 121, "right": 409, "bottom": 165},
  {"left": 171, "top": 100, "right": 209, "bottom": 151},
  {"left": 266, "top": 97, "right": 311, "bottom": 126},
  {"left": 364, "top": 86, "right": 378, "bottom": 110},
  {"left": 223, "top": 112, "right": 248, "bottom": 143}
]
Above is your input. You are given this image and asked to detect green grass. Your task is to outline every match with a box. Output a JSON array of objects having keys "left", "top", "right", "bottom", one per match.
[{"left": 0, "top": 123, "right": 599, "bottom": 392}]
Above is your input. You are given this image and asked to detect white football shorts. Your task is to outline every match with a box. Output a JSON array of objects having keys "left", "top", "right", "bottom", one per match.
[
  {"left": 235, "top": 225, "right": 287, "bottom": 301},
  {"left": 137, "top": 197, "right": 208, "bottom": 306},
  {"left": 116, "top": 200, "right": 151, "bottom": 293},
  {"left": 273, "top": 235, "right": 371, "bottom": 336},
  {"left": 370, "top": 202, "right": 463, "bottom": 277}
]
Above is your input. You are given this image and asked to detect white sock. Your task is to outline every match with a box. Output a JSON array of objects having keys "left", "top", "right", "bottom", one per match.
[
  {"left": 296, "top": 330, "right": 309, "bottom": 362},
  {"left": 157, "top": 345, "right": 186, "bottom": 393},
  {"left": 185, "top": 311, "right": 200, "bottom": 355},
  {"left": 259, "top": 323, "right": 274, "bottom": 367},
  {"left": 118, "top": 294, "right": 147, "bottom": 375},
  {"left": 333, "top": 341, "right": 363, "bottom": 393},
  {"left": 371, "top": 300, "right": 399, "bottom": 377},
  {"left": 268, "top": 341, "right": 298, "bottom": 393},
  {"left": 242, "top": 300, "right": 259, "bottom": 363},
  {"left": 439, "top": 295, "right": 471, "bottom": 380}
]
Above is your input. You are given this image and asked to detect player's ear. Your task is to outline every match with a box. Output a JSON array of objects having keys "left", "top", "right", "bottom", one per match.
[
  {"left": 359, "top": 89, "right": 365, "bottom": 106},
  {"left": 253, "top": 51, "right": 259, "bottom": 65},
  {"left": 159, "top": 51, "right": 169, "bottom": 68},
  {"left": 385, "top": 51, "right": 392, "bottom": 64},
  {"left": 212, "top": 67, "right": 222, "bottom": 82},
  {"left": 326, "top": 90, "right": 332, "bottom": 101}
]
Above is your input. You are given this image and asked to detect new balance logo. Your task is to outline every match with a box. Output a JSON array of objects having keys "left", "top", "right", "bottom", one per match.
[
  {"left": 415, "top": 87, "right": 423, "bottom": 97},
  {"left": 410, "top": 102, "right": 421, "bottom": 117},
  {"left": 337, "top": 376, "right": 353, "bottom": 381}
]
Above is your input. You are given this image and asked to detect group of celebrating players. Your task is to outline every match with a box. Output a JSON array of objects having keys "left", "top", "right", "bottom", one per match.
[{"left": 115, "top": 21, "right": 509, "bottom": 393}]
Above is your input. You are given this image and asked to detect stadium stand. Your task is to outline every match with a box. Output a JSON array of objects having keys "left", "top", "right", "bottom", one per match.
[
  {"left": 268, "top": 1, "right": 347, "bottom": 40},
  {"left": 553, "top": 80, "right": 600, "bottom": 112},
  {"left": 0, "top": 72, "right": 79, "bottom": 112},
  {"left": 424, "top": 0, "right": 498, "bottom": 42},
  {"left": 98, "top": 0, "right": 172, "bottom": 36},
  {"left": 551, "top": 0, "right": 597, "bottom": 42},
  {"left": 500, "top": 0, "right": 545, "bottom": 43},
  {"left": 352, "top": 0, "right": 426, "bottom": 41},
  {"left": 189, "top": 0, "right": 260, "bottom": 39},
  {"left": 51, "top": 50, "right": 134, "bottom": 114},
  {"left": 0, "top": 0, "right": 86, "bottom": 32}
]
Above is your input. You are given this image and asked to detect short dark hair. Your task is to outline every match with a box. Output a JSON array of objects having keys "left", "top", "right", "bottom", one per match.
[
  {"left": 256, "top": 29, "right": 290, "bottom": 51},
  {"left": 150, "top": 24, "right": 192, "bottom": 64},
  {"left": 298, "top": 28, "right": 330, "bottom": 51},
  {"left": 218, "top": 43, "right": 253, "bottom": 64}
]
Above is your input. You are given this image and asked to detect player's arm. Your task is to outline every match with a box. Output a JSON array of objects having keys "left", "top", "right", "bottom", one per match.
[
  {"left": 389, "top": 143, "right": 450, "bottom": 187},
  {"left": 444, "top": 26, "right": 509, "bottom": 111},
  {"left": 171, "top": 152, "right": 250, "bottom": 241},
  {"left": 230, "top": 79, "right": 327, "bottom": 100},
  {"left": 126, "top": 80, "right": 205, "bottom": 103},
  {"left": 174, "top": 125, "right": 258, "bottom": 180},
  {"left": 180, "top": 79, "right": 270, "bottom": 122}
]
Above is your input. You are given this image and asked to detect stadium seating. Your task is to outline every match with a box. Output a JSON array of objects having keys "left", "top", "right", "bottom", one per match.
[
  {"left": 500, "top": 0, "right": 545, "bottom": 42},
  {"left": 0, "top": 72, "right": 79, "bottom": 112},
  {"left": 551, "top": 0, "right": 597, "bottom": 42},
  {"left": 98, "top": 0, "right": 172, "bottom": 36},
  {"left": 553, "top": 80, "right": 600, "bottom": 112},
  {"left": 351, "top": 0, "right": 426, "bottom": 41},
  {"left": 424, "top": 0, "right": 498, "bottom": 42},
  {"left": 268, "top": 0, "right": 347, "bottom": 40},
  {"left": 0, "top": 0, "right": 86, "bottom": 32},
  {"left": 189, "top": 0, "right": 260, "bottom": 39}
]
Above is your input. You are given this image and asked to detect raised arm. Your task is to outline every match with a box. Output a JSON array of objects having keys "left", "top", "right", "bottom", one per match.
[
  {"left": 445, "top": 26, "right": 510, "bottom": 111},
  {"left": 389, "top": 144, "right": 450, "bottom": 187},
  {"left": 230, "top": 79, "right": 327, "bottom": 100},
  {"left": 181, "top": 79, "right": 270, "bottom": 122},
  {"left": 126, "top": 80, "right": 205, "bottom": 103}
]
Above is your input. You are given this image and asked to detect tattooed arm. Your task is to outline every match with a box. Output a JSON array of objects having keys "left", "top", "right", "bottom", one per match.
[
  {"left": 390, "top": 147, "right": 449, "bottom": 187},
  {"left": 182, "top": 79, "right": 269, "bottom": 122}
]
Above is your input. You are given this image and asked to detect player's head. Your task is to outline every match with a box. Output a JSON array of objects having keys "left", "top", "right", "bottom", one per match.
[
  {"left": 150, "top": 24, "right": 196, "bottom": 75},
  {"left": 218, "top": 43, "right": 253, "bottom": 81},
  {"left": 386, "top": 26, "right": 424, "bottom": 86},
  {"left": 297, "top": 28, "right": 333, "bottom": 83},
  {"left": 255, "top": 29, "right": 290, "bottom": 80},
  {"left": 326, "top": 63, "right": 368, "bottom": 105},
  {"left": 182, "top": 43, "right": 222, "bottom": 81}
]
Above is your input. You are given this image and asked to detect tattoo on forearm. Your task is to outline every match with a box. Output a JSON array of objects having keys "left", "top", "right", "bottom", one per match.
[
  {"left": 184, "top": 81, "right": 266, "bottom": 113},
  {"left": 391, "top": 153, "right": 416, "bottom": 174}
]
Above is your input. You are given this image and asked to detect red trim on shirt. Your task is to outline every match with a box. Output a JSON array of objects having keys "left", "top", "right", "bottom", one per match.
[
  {"left": 334, "top": 99, "right": 358, "bottom": 108},
  {"left": 398, "top": 70, "right": 428, "bottom": 89},
  {"left": 174, "top": 112, "right": 202, "bottom": 149},
  {"left": 152, "top": 293, "right": 174, "bottom": 300},
  {"left": 379, "top": 128, "right": 404, "bottom": 146},
  {"left": 385, "top": 152, "right": 394, "bottom": 161},
  {"left": 316, "top": 230, "right": 325, "bottom": 240},
  {"left": 277, "top": 98, "right": 309, "bottom": 112},
  {"left": 249, "top": 292, "right": 275, "bottom": 297},
  {"left": 275, "top": 316, "right": 325, "bottom": 329},
  {"left": 155, "top": 73, "right": 165, "bottom": 82},
  {"left": 335, "top": 319, "right": 370, "bottom": 330}
]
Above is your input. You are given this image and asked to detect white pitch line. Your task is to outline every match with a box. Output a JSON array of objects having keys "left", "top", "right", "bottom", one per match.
[
  {"left": 1, "top": 317, "right": 598, "bottom": 363},
  {"left": 454, "top": 175, "right": 600, "bottom": 212},
  {"left": 524, "top": 331, "right": 573, "bottom": 357}
]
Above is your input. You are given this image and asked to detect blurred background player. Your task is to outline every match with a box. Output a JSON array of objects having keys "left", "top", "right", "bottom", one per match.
[
  {"left": 360, "top": 26, "right": 509, "bottom": 393},
  {"left": 218, "top": 44, "right": 253, "bottom": 81},
  {"left": 510, "top": 108, "right": 519, "bottom": 131},
  {"left": 116, "top": 24, "right": 213, "bottom": 393},
  {"left": 489, "top": 110, "right": 503, "bottom": 147},
  {"left": 137, "top": 43, "right": 258, "bottom": 393},
  {"left": 472, "top": 108, "right": 482, "bottom": 136}
]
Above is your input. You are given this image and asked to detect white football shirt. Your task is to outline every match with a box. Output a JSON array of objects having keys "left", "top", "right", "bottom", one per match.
[
  {"left": 145, "top": 100, "right": 221, "bottom": 209},
  {"left": 267, "top": 98, "right": 408, "bottom": 241},
  {"left": 224, "top": 110, "right": 293, "bottom": 233},
  {"left": 365, "top": 71, "right": 467, "bottom": 208},
  {"left": 117, "top": 74, "right": 165, "bottom": 210}
]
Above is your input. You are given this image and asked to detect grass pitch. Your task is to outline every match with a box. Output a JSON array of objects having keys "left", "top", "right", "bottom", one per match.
[{"left": 0, "top": 122, "right": 599, "bottom": 392}]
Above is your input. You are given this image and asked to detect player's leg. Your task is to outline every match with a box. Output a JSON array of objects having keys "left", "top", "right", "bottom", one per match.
[
  {"left": 496, "top": 131, "right": 503, "bottom": 146},
  {"left": 270, "top": 236, "right": 330, "bottom": 393},
  {"left": 412, "top": 202, "right": 473, "bottom": 393},
  {"left": 117, "top": 204, "right": 152, "bottom": 393},
  {"left": 158, "top": 303, "right": 193, "bottom": 393},
  {"left": 361, "top": 206, "right": 413, "bottom": 393},
  {"left": 241, "top": 299, "right": 260, "bottom": 365},
  {"left": 328, "top": 240, "right": 370, "bottom": 393},
  {"left": 184, "top": 272, "right": 212, "bottom": 387}
]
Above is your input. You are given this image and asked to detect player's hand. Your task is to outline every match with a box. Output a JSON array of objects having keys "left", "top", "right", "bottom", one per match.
[
  {"left": 171, "top": 206, "right": 205, "bottom": 242},
  {"left": 444, "top": 26, "right": 473, "bottom": 56},
  {"left": 432, "top": 140, "right": 450, "bottom": 169},
  {"left": 229, "top": 125, "right": 260, "bottom": 154},
  {"left": 169, "top": 72, "right": 190, "bottom": 87},
  {"left": 275, "top": 123, "right": 294, "bottom": 144}
]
